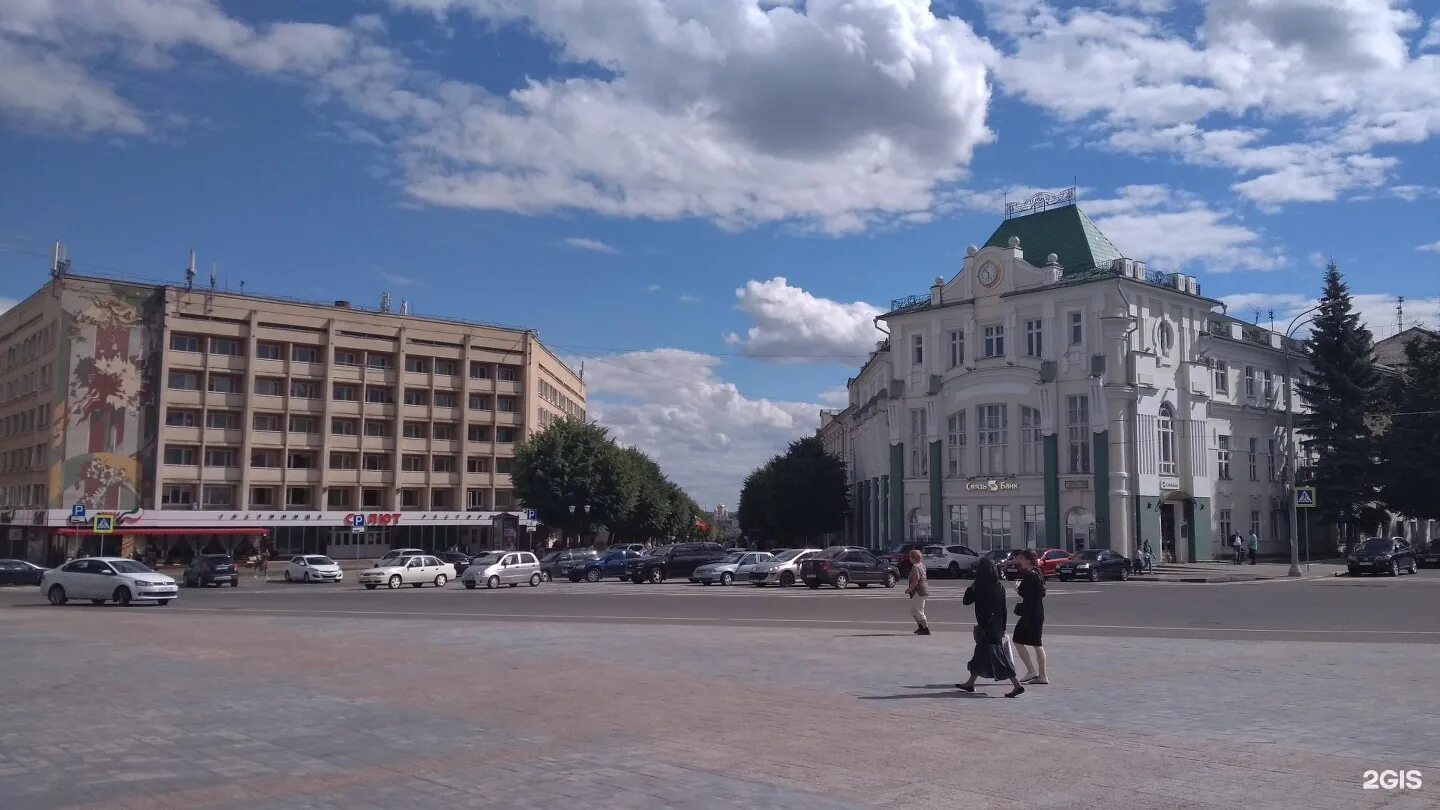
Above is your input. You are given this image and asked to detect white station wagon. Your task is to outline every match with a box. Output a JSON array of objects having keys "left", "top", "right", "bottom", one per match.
[
  {"left": 359, "top": 555, "right": 455, "bottom": 590},
  {"left": 42, "top": 557, "right": 179, "bottom": 606}
]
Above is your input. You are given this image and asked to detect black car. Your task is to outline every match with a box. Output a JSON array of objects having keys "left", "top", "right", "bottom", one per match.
[
  {"left": 540, "top": 548, "right": 599, "bottom": 581},
  {"left": 1419, "top": 540, "right": 1440, "bottom": 568},
  {"left": 1056, "top": 549, "right": 1130, "bottom": 582},
  {"left": 435, "top": 551, "right": 473, "bottom": 576},
  {"left": 183, "top": 554, "right": 239, "bottom": 587},
  {"left": 800, "top": 546, "right": 899, "bottom": 589},
  {"left": 0, "top": 559, "right": 46, "bottom": 586},
  {"left": 1348, "top": 537, "right": 1419, "bottom": 576},
  {"left": 626, "top": 542, "right": 728, "bottom": 584}
]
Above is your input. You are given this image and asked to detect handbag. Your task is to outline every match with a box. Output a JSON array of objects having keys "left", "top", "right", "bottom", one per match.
[{"left": 1013, "top": 602, "right": 1023, "bottom": 616}]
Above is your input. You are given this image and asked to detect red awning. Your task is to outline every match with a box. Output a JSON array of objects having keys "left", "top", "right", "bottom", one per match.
[{"left": 54, "top": 527, "right": 270, "bottom": 537}]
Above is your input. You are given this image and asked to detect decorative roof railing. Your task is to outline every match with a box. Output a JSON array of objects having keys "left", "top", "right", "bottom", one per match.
[
  {"left": 889, "top": 293, "right": 930, "bottom": 312},
  {"left": 1004, "top": 187, "right": 1076, "bottom": 218}
]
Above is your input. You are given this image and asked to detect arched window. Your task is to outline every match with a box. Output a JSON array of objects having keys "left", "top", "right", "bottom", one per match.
[
  {"left": 1157, "top": 320, "right": 1175, "bottom": 356},
  {"left": 1157, "top": 403, "right": 1176, "bottom": 476}
]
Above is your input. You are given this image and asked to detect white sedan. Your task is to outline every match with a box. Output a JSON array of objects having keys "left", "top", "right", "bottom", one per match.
[
  {"left": 358, "top": 555, "right": 455, "bottom": 590},
  {"left": 42, "top": 557, "right": 179, "bottom": 606},
  {"left": 283, "top": 555, "right": 343, "bottom": 583}
]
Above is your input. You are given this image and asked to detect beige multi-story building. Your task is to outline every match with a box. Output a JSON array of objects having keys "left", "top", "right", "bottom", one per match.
[{"left": 0, "top": 271, "right": 583, "bottom": 563}]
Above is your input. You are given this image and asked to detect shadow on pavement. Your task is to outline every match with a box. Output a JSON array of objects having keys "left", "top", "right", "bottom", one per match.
[{"left": 860, "top": 691, "right": 990, "bottom": 700}]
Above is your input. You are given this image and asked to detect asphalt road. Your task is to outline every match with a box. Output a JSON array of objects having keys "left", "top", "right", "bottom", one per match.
[{"left": 7, "top": 567, "right": 1438, "bottom": 643}]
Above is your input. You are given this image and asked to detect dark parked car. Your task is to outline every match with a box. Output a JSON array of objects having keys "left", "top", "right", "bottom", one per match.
[
  {"left": 0, "top": 559, "right": 46, "bottom": 586},
  {"left": 1348, "top": 537, "right": 1418, "bottom": 576},
  {"left": 878, "top": 543, "right": 925, "bottom": 578},
  {"left": 606, "top": 543, "right": 648, "bottom": 554},
  {"left": 1419, "top": 540, "right": 1440, "bottom": 568},
  {"left": 572, "top": 550, "right": 641, "bottom": 582},
  {"left": 540, "top": 548, "right": 599, "bottom": 581},
  {"left": 1056, "top": 549, "right": 1130, "bottom": 582},
  {"left": 626, "top": 542, "right": 728, "bottom": 584},
  {"left": 1003, "top": 548, "right": 1070, "bottom": 579},
  {"left": 435, "top": 551, "right": 473, "bottom": 576},
  {"left": 182, "top": 554, "right": 239, "bottom": 587},
  {"left": 800, "top": 546, "right": 899, "bottom": 590}
]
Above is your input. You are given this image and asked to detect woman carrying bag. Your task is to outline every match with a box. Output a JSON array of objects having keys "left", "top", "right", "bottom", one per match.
[{"left": 956, "top": 558, "right": 1025, "bottom": 698}]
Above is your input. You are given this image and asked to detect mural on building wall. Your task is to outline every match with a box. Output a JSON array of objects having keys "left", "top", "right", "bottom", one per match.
[{"left": 48, "top": 281, "right": 162, "bottom": 510}]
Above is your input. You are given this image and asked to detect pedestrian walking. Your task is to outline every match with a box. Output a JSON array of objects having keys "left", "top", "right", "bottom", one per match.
[
  {"left": 956, "top": 558, "right": 1025, "bottom": 698},
  {"left": 1012, "top": 550, "right": 1048, "bottom": 685},
  {"left": 906, "top": 549, "right": 930, "bottom": 635},
  {"left": 1142, "top": 538, "right": 1154, "bottom": 573},
  {"left": 1231, "top": 533, "right": 1244, "bottom": 565},
  {"left": 1247, "top": 530, "right": 1259, "bottom": 565}
]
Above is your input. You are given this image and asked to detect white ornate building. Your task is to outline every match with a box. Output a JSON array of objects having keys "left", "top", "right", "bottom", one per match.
[{"left": 833, "top": 192, "right": 1310, "bottom": 561}]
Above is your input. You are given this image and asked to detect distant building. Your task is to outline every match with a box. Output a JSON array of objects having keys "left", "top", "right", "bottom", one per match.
[{"left": 815, "top": 408, "right": 854, "bottom": 545}]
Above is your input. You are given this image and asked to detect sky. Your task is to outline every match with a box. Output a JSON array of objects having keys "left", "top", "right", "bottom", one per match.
[{"left": 1, "top": 0, "right": 1439, "bottom": 510}]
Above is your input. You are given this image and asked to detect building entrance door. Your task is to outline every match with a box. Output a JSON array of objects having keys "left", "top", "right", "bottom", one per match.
[{"left": 1159, "top": 503, "right": 1178, "bottom": 563}]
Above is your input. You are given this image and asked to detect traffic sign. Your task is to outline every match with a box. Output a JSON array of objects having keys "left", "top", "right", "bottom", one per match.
[
  {"left": 524, "top": 509, "right": 537, "bottom": 522},
  {"left": 350, "top": 513, "right": 366, "bottom": 534},
  {"left": 92, "top": 515, "right": 114, "bottom": 534},
  {"left": 69, "top": 504, "right": 87, "bottom": 524},
  {"left": 1295, "top": 487, "right": 1316, "bottom": 508}
]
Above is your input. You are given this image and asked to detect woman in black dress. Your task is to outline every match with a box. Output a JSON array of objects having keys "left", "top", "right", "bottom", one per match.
[
  {"left": 1012, "top": 549, "right": 1048, "bottom": 685},
  {"left": 956, "top": 558, "right": 1025, "bottom": 698}
]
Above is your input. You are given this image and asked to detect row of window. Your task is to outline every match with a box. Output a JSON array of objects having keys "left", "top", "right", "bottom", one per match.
[
  {"left": 911, "top": 313, "right": 1088, "bottom": 368},
  {"left": 162, "top": 444, "right": 513, "bottom": 474},
  {"left": 911, "top": 396, "right": 1094, "bottom": 478},
  {"left": 0, "top": 404, "right": 47, "bottom": 439},
  {"left": 159, "top": 483, "right": 514, "bottom": 511},
  {"left": 1, "top": 321, "right": 57, "bottom": 374},
  {"left": 169, "top": 334, "right": 522, "bottom": 380},
  {"left": 0, "top": 443, "right": 48, "bottom": 473},
  {"left": 0, "top": 483, "right": 46, "bottom": 508},
  {"left": 165, "top": 408, "right": 517, "bottom": 442},
  {"left": 1, "top": 363, "right": 54, "bottom": 404},
  {"left": 1217, "top": 508, "right": 1289, "bottom": 543},
  {"left": 538, "top": 378, "right": 584, "bottom": 420},
  {"left": 939, "top": 504, "right": 1048, "bottom": 551},
  {"left": 1207, "top": 360, "right": 1277, "bottom": 400},
  {"left": 1214, "top": 435, "right": 1283, "bottom": 482},
  {"left": 166, "top": 372, "right": 520, "bottom": 410}
]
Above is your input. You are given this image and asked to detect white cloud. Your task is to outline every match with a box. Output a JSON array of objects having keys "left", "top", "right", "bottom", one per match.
[
  {"left": 1082, "top": 185, "right": 1283, "bottom": 273},
  {"left": 379, "top": 271, "right": 419, "bottom": 287},
  {"left": 577, "top": 349, "right": 821, "bottom": 508},
  {"left": 0, "top": 296, "right": 18, "bottom": 314},
  {"left": 1416, "top": 241, "right": 1440, "bottom": 253},
  {"left": 724, "top": 277, "right": 883, "bottom": 362},
  {"left": 818, "top": 387, "right": 850, "bottom": 408},
  {"left": 644, "top": 284, "right": 661, "bottom": 293},
  {"left": 676, "top": 293, "right": 700, "bottom": 304},
  {"left": 983, "top": 0, "right": 1440, "bottom": 206},
  {"left": 562, "top": 237, "right": 618, "bottom": 255},
  {"left": 1423, "top": 19, "right": 1440, "bottom": 50},
  {"left": 1221, "top": 291, "right": 1440, "bottom": 339}
]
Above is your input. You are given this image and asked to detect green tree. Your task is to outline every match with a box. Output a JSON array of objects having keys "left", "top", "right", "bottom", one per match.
[
  {"left": 1378, "top": 331, "right": 1440, "bottom": 523},
  {"left": 739, "top": 436, "right": 848, "bottom": 545},
  {"left": 1297, "top": 263, "right": 1384, "bottom": 542},
  {"left": 608, "top": 447, "right": 676, "bottom": 543},
  {"left": 511, "top": 419, "right": 635, "bottom": 543}
]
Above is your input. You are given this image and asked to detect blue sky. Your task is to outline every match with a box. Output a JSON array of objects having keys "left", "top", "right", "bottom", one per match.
[{"left": 2, "top": 0, "right": 1438, "bottom": 508}]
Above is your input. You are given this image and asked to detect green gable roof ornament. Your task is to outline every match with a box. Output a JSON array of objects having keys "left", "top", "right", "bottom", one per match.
[{"left": 983, "top": 187, "right": 1124, "bottom": 278}]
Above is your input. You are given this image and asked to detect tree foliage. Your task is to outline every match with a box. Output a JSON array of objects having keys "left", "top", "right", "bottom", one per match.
[
  {"left": 1296, "top": 263, "right": 1384, "bottom": 538},
  {"left": 738, "top": 436, "right": 848, "bottom": 544},
  {"left": 512, "top": 420, "right": 703, "bottom": 544},
  {"left": 1378, "top": 331, "right": 1440, "bottom": 523}
]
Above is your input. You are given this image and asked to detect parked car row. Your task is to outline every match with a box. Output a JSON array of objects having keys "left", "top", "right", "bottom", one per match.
[{"left": 1348, "top": 537, "right": 1421, "bottom": 576}]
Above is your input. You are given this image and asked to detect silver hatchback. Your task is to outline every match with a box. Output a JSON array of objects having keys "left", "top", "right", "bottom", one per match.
[{"left": 461, "top": 551, "right": 543, "bottom": 589}]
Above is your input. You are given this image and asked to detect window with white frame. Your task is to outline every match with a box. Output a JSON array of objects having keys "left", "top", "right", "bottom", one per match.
[
  {"left": 1245, "top": 366, "right": 1257, "bottom": 397},
  {"left": 1157, "top": 321, "right": 1175, "bottom": 356},
  {"left": 1250, "top": 510, "right": 1261, "bottom": 538},
  {"left": 983, "top": 324, "right": 1005, "bottom": 358},
  {"left": 1068, "top": 311, "right": 1083, "bottom": 345},
  {"left": 909, "top": 408, "right": 928, "bottom": 477},
  {"left": 946, "top": 411, "right": 965, "bottom": 477},
  {"left": 1019, "top": 406, "right": 1042, "bottom": 474},
  {"left": 979, "top": 505, "right": 1012, "bottom": 551},
  {"left": 1219, "top": 509, "right": 1233, "bottom": 541},
  {"left": 1024, "top": 319, "right": 1043, "bottom": 358},
  {"left": 1248, "top": 438, "right": 1259, "bottom": 480},
  {"left": 1067, "top": 394, "right": 1090, "bottom": 474},
  {"left": 1213, "top": 360, "right": 1229, "bottom": 394},
  {"left": 1217, "top": 434, "right": 1231, "bottom": 479},
  {"left": 1022, "top": 505, "right": 1044, "bottom": 548},
  {"left": 1262, "top": 369, "right": 1274, "bottom": 401},
  {"left": 911, "top": 334, "right": 924, "bottom": 366},
  {"left": 978, "top": 404, "right": 1007, "bottom": 475},
  {"left": 948, "top": 330, "right": 964, "bottom": 368},
  {"left": 1157, "top": 403, "right": 1176, "bottom": 476},
  {"left": 1267, "top": 438, "right": 1277, "bottom": 480},
  {"left": 948, "top": 504, "right": 968, "bottom": 545}
]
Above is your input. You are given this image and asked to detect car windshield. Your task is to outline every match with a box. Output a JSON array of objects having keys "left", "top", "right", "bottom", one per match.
[
  {"left": 816, "top": 547, "right": 850, "bottom": 560},
  {"left": 770, "top": 549, "right": 805, "bottom": 562},
  {"left": 1361, "top": 538, "right": 1392, "bottom": 552},
  {"left": 541, "top": 552, "right": 562, "bottom": 563},
  {"left": 648, "top": 545, "right": 676, "bottom": 556},
  {"left": 921, "top": 546, "right": 945, "bottom": 557},
  {"left": 720, "top": 553, "right": 745, "bottom": 563},
  {"left": 474, "top": 553, "right": 504, "bottom": 564},
  {"left": 1073, "top": 550, "right": 1105, "bottom": 561},
  {"left": 305, "top": 556, "right": 334, "bottom": 565},
  {"left": 202, "top": 555, "right": 231, "bottom": 563},
  {"left": 110, "top": 560, "right": 154, "bottom": 574}
]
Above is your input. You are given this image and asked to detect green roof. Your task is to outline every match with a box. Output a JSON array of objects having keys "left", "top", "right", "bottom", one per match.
[{"left": 983, "top": 204, "right": 1124, "bottom": 275}]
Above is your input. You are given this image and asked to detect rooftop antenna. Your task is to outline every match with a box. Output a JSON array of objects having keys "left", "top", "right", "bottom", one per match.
[
  {"left": 184, "top": 249, "right": 196, "bottom": 290},
  {"left": 579, "top": 361, "right": 585, "bottom": 382},
  {"left": 380, "top": 292, "right": 392, "bottom": 313},
  {"left": 1253, "top": 308, "right": 1260, "bottom": 325},
  {"left": 239, "top": 280, "right": 245, "bottom": 292},
  {"left": 1397, "top": 296, "right": 1405, "bottom": 334},
  {"left": 1268, "top": 309, "right": 1275, "bottom": 332},
  {"left": 209, "top": 263, "right": 217, "bottom": 290},
  {"left": 49, "top": 241, "right": 69, "bottom": 298},
  {"left": 400, "top": 298, "right": 410, "bottom": 315}
]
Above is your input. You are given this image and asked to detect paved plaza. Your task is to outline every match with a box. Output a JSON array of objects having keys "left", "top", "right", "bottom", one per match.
[{"left": 2, "top": 581, "right": 1437, "bottom": 809}]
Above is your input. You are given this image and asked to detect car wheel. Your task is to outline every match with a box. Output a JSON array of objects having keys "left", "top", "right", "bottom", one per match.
[
  {"left": 90, "top": 599, "right": 106, "bottom": 605},
  {"left": 487, "top": 575, "right": 501, "bottom": 589},
  {"left": 720, "top": 572, "right": 734, "bottom": 586},
  {"left": 833, "top": 572, "right": 849, "bottom": 589},
  {"left": 47, "top": 585, "right": 68, "bottom": 605},
  {"left": 807, "top": 581, "right": 821, "bottom": 589},
  {"left": 948, "top": 562, "right": 961, "bottom": 578},
  {"left": 284, "top": 570, "right": 292, "bottom": 582},
  {"left": 304, "top": 572, "right": 312, "bottom": 583},
  {"left": 1390, "top": 560, "right": 1400, "bottom": 577},
  {"left": 114, "top": 587, "right": 132, "bottom": 607},
  {"left": 433, "top": 574, "right": 448, "bottom": 588},
  {"left": 1408, "top": 562, "right": 1418, "bottom": 575},
  {"left": 882, "top": 573, "right": 896, "bottom": 588},
  {"left": 542, "top": 571, "right": 552, "bottom": 582},
  {"left": 648, "top": 567, "right": 665, "bottom": 584},
  {"left": 230, "top": 579, "right": 238, "bottom": 587},
  {"left": 780, "top": 571, "right": 795, "bottom": 587},
  {"left": 1119, "top": 567, "right": 1130, "bottom": 582},
  {"left": 586, "top": 569, "right": 602, "bottom": 583},
  {"left": 387, "top": 575, "right": 403, "bottom": 590},
  {"left": 1087, "top": 569, "right": 1099, "bottom": 583},
  {"left": 529, "top": 573, "right": 541, "bottom": 587}
]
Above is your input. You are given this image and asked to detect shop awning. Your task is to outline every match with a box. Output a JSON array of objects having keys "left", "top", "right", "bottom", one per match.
[{"left": 54, "top": 527, "right": 270, "bottom": 537}]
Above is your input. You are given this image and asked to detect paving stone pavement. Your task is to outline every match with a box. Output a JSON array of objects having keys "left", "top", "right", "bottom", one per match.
[{"left": 1, "top": 607, "right": 1435, "bottom": 809}]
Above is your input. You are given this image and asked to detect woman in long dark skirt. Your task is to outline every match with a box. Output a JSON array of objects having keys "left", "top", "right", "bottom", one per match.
[
  {"left": 957, "top": 558, "right": 1025, "bottom": 698},
  {"left": 1012, "top": 549, "right": 1048, "bottom": 685}
]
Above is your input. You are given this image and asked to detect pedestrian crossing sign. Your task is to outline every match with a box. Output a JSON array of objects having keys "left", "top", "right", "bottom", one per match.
[
  {"left": 1295, "top": 487, "right": 1316, "bottom": 508},
  {"left": 92, "top": 515, "right": 115, "bottom": 534}
]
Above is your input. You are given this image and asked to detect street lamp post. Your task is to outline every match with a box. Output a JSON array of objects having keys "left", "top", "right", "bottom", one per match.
[{"left": 1283, "top": 305, "right": 1321, "bottom": 578}]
